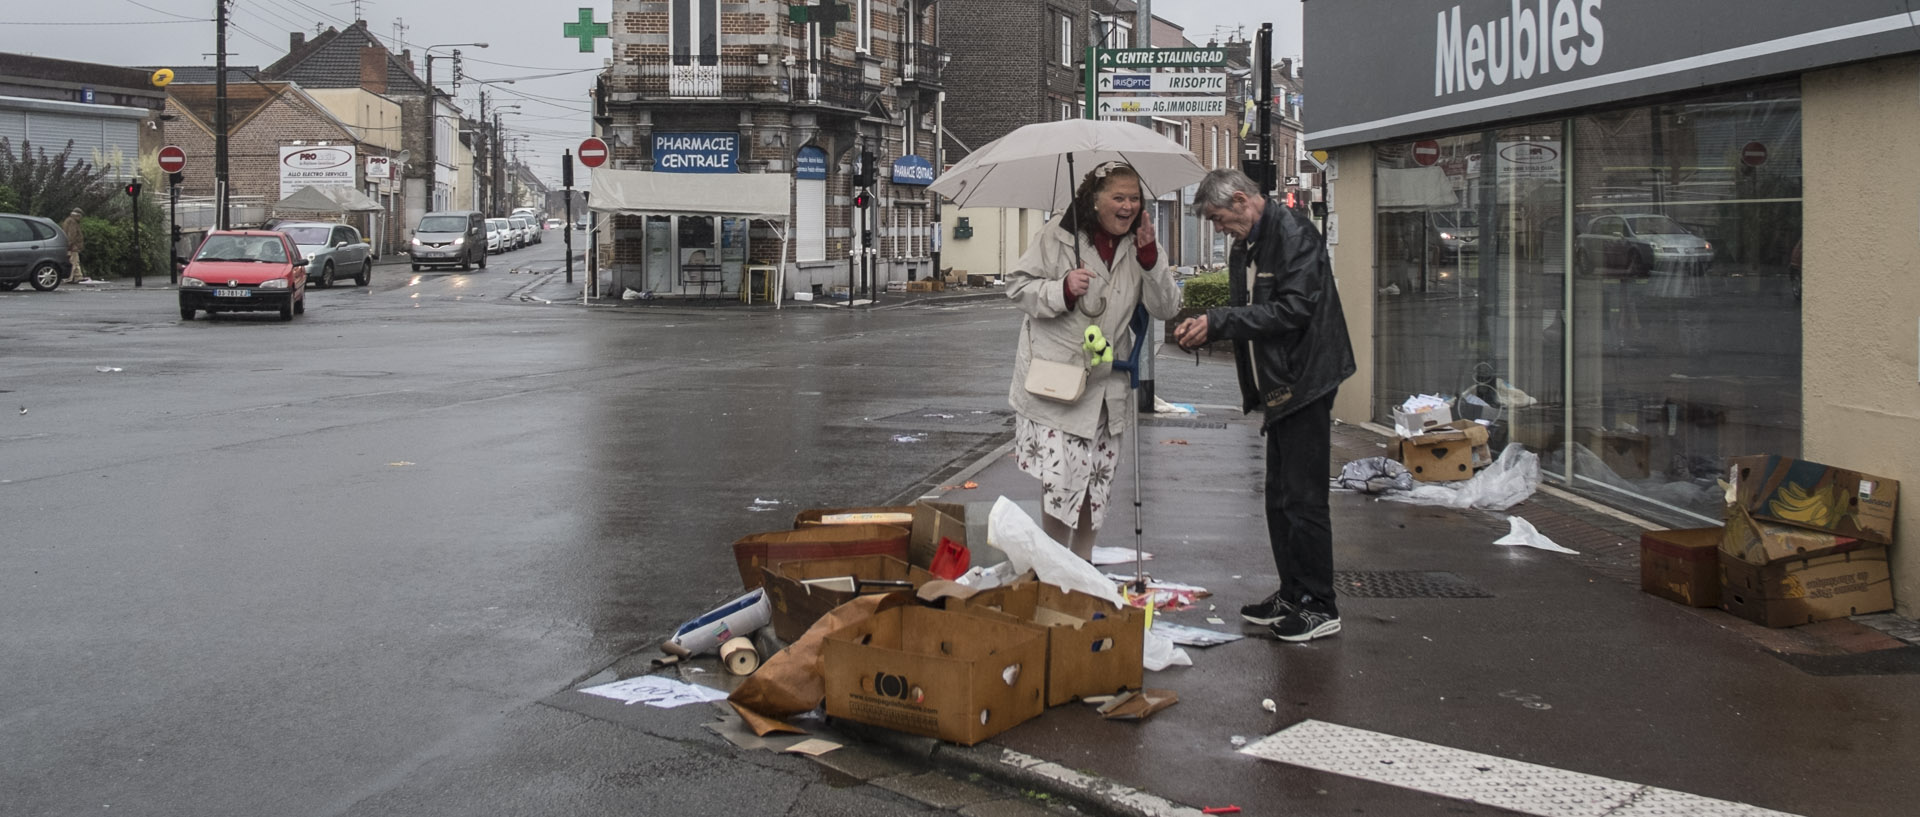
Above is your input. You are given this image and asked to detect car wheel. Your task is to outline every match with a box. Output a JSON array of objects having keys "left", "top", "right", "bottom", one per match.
[
  {"left": 279, "top": 296, "right": 295, "bottom": 321},
  {"left": 478, "top": 252, "right": 488, "bottom": 270},
  {"left": 357, "top": 260, "right": 371, "bottom": 286},
  {"left": 319, "top": 263, "right": 335, "bottom": 288},
  {"left": 0, "top": 281, "right": 19, "bottom": 291},
  {"left": 29, "top": 262, "right": 61, "bottom": 291},
  {"left": 179, "top": 303, "right": 195, "bottom": 321},
  {"left": 411, "top": 263, "right": 421, "bottom": 272},
  {"left": 294, "top": 293, "right": 305, "bottom": 315}
]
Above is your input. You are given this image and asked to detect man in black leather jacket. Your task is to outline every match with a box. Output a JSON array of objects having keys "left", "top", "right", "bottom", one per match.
[{"left": 1174, "top": 169, "right": 1356, "bottom": 642}]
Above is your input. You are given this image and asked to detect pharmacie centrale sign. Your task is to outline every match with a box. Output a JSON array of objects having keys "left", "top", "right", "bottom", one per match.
[{"left": 653, "top": 132, "right": 738, "bottom": 173}]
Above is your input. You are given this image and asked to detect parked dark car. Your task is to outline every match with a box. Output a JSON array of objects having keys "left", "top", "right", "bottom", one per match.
[
  {"left": 1574, "top": 213, "right": 1713, "bottom": 277},
  {"left": 177, "top": 230, "right": 308, "bottom": 321},
  {"left": 0, "top": 212, "right": 70, "bottom": 292}
]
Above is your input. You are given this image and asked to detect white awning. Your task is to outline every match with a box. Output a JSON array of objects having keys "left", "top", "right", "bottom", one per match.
[{"left": 587, "top": 168, "right": 793, "bottom": 220}]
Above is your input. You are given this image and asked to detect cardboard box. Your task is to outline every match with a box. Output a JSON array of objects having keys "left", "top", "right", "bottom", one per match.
[
  {"left": 1728, "top": 454, "right": 1899, "bottom": 545},
  {"left": 730, "top": 524, "right": 910, "bottom": 590},
  {"left": 822, "top": 605, "right": 1047, "bottom": 745},
  {"left": 904, "top": 279, "right": 944, "bottom": 292},
  {"left": 1639, "top": 527, "right": 1723, "bottom": 607},
  {"left": 1720, "top": 504, "right": 1864, "bottom": 566},
  {"left": 1719, "top": 548, "right": 1893, "bottom": 628},
  {"left": 1393, "top": 402, "right": 1453, "bottom": 438},
  {"left": 945, "top": 582, "right": 1144, "bottom": 707},
  {"left": 794, "top": 506, "right": 917, "bottom": 528},
  {"left": 760, "top": 555, "right": 935, "bottom": 642},
  {"left": 1398, "top": 420, "right": 1491, "bottom": 483},
  {"left": 795, "top": 502, "right": 969, "bottom": 570}
]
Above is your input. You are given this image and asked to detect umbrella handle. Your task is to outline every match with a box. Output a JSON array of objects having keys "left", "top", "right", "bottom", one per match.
[{"left": 1066, "top": 153, "right": 1083, "bottom": 271}]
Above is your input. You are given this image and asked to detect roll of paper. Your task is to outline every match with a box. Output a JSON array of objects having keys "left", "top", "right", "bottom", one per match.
[{"left": 720, "top": 636, "right": 761, "bottom": 676}]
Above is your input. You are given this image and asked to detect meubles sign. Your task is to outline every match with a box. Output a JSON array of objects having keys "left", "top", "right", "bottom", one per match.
[{"left": 1436, "top": 0, "right": 1603, "bottom": 96}]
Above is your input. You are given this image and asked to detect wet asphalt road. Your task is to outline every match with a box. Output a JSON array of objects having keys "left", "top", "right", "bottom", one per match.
[{"left": 0, "top": 237, "right": 1036, "bottom": 815}]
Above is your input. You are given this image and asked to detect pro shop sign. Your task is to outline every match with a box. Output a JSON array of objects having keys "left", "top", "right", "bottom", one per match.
[{"left": 279, "top": 144, "right": 357, "bottom": 196}]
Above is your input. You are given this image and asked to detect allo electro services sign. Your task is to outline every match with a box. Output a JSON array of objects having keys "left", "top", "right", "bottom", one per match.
[{"left": 279, "top": 144, "right": 356, "bottom": 196}]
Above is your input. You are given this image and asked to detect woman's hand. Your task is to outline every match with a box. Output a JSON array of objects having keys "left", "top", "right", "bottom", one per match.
[
  {"left": 1134, "top": 217, "right": 1156, "bottom": 249},
  {"left": 1065, "top": 267, "right": 1095, "bottom": 298}
]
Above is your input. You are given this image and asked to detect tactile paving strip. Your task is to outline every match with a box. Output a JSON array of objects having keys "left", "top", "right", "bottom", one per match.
[
  {"left": 1333, "top": 570, "right": 1494, "bottom": 599},
  {"left": 1240, "top": 720, "right": 1799, "bottom": 817}
]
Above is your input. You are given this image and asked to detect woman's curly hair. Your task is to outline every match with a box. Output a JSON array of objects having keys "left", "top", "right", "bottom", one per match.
[{"left": 1062, "top": 161, "right": 1141, "bottom": 238}]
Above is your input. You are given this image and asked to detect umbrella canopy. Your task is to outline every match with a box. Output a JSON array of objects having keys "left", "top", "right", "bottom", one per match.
[{"left": 928, "top": 119, "right": 1206, "bottom": 211}]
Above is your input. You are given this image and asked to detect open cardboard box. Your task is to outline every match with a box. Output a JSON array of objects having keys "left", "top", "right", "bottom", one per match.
[
  {"left": 731, "top": 524, "right": 909, "bottom": 590},
  {"left": 1728, "top": 454, "right": 1899, "bottom": 545},
  {"left": 1397, "top": 420, "right": 1491, "bottom": 483},
  {"left": 1720, "top": 504, "right": 1865, "bottom": 566},
  {"left": 760, "top": 555, "right": 935, "bottom": 642},
  {"left": 794, "top": 502, "right": 973, "bottom": 571},
  {"left": 1719, "top": 547, "right": 1892, "bottom": 628},
  {"left": 1640, "top": 527, "right": 1723, "bottom": 607},
  {"left": 945, "top": 581, "right": 1144, "bottom": 707},
  {"left": 822, "top": 605, "right": 1047, "bottom": 746}
]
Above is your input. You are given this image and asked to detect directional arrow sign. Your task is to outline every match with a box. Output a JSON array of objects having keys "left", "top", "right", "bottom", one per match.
[
  {"left": 1097, "top": 97, "right": 1228, "bottom": 117},
  {"left": 1097, "top": 72, "right": 1228, "bottom": 94},
  {"left": 1095, "top": 47, "right": 1229, "bottom": 68}
]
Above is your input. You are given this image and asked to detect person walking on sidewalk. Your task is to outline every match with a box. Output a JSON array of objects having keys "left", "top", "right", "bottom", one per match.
[
  {"left": 1007, "top": 161, "right": 1182, "bottom": 561},
  {"left": 61, "top": 209, "right": 86, "bottom": 283},
  {"left": 1173, "top": 168, "right": 1355, "bottom": 641}
]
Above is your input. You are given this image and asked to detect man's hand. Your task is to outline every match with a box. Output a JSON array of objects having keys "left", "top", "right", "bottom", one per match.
[
  {"left": 1134, "top": 217, "right": 1156, "bottom": 249},
  {"left": 1065, "top": 267, "right": 1094, "bottom": 298},
  {"left": 1174, "top": 315, "right": 1210, "bottom": 349}
]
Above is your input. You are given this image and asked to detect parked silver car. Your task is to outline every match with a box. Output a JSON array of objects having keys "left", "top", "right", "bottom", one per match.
[
  {"left": 0, "top": 212, "right": 70, "bottom": 292},
  {"left": 276, "top": 222, "right": 372, "bottom": 288}
]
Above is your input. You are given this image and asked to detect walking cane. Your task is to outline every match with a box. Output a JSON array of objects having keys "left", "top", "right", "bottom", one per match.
[{"left": 1113, "top": 303, "right": 1152, "bottom": 596}]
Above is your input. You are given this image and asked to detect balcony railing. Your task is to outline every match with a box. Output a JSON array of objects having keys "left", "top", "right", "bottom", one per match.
[
  {"left": 669, "top": 64, "right": 723, "bottom": 97},
  {"left": 804, "top": 61, "right": 868, "bottom": 110},
  {"left": 901, "top": 42, "right": 945, "bottom": 85}
]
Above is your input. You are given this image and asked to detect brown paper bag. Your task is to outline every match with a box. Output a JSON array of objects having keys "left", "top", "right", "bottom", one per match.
[{"left": 727, "top": 591, "right": 911, "bottom": 736}]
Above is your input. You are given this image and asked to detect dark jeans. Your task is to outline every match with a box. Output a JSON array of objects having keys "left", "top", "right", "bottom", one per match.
[{"left": 1264, "top": 392, "right": 1336, "bottom": 615}]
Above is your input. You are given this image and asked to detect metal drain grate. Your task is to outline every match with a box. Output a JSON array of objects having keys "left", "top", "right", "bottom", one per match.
[
  {"left": 1140, "top": 418, "right": 1229, "bottom": 429},
  {"left": 1334, "top": 570, "right": 1492, "bottom": 599}
]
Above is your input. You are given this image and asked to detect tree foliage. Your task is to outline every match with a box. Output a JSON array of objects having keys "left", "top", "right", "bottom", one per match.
[{"left": 0, "top": 138, "right": 168, "bottom": 279}]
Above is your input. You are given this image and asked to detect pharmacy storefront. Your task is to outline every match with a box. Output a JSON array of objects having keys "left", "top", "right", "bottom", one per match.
[{"left": 1306, "top": 0, "right": 1920, "bottom": 598}]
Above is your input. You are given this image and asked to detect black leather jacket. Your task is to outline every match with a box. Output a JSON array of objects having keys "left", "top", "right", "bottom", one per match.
[{"left": 1205, "top": 200, "right": 1356, "bottom": 428}]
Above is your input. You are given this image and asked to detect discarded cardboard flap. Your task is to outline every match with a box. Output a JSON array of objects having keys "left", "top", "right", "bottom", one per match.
[
  {"left": 731, "top": 523, "right": 910, "bottom": 590},
  {"left": 1097, "top": 688, "right": 1178, "bottom": 720},
  {"left": 760, "top": 555, "right": 935, "bottom": 642}
]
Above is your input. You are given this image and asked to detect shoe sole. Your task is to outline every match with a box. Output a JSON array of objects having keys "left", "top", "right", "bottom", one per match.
[
  {"left": 1241, "top": 610, "right": 1289, "bottom": 626},
  {"left": 1273, "top": 618, "right": 1342, "bottom": 642}
]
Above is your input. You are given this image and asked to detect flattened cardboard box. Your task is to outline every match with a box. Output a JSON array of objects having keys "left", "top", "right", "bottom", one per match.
[
  {"left": 1719, "top": 548, "right": 1892, "bottom": 628},
  {"left": 730, "top": 524, "right": 909, "bottom": 590},
  {"left": 1398, "top": 420, "right": 1491, "bottom": 483},
  {"left": 945, "top": 582, "right": 1144, "bottom": 707},
  {"left": 822, "top": 605, "right": 1047, "bottom": 746},
  {"left": 1728, "top": 454, "right": 1899, "bottom": 545},
  {"left": 1639, "top": 527, "right": 1722, "bottom": 608},
  {"left": 760, "top": 555, "right": 936, "bottom": 642},
  {"left": 1719, "top": 503, "right": 1863, "bottom": 566}
]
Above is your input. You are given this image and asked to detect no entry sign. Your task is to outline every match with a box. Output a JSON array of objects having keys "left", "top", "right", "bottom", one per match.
[
  {"left": 1412, "top": 140, "right": 1440, "bottom": 167},
  {"left": 578, "top": 137, "right": 609, "bottom": 168},
  {"left": 157, "top": 145, "right": 186, "bottom": 173},
  {"left": 1741, "top": 141, "right": 1768, "bottom": 167}
]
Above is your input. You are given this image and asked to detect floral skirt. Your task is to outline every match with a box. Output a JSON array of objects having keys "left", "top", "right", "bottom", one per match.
[{"left": 1014, "top": 413, "right": 1119, "bottom": 530}]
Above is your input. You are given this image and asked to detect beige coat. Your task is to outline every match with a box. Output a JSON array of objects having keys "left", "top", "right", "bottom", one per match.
[{"left": 1006, "top": 220, "right": 1180, "bottom": 438}]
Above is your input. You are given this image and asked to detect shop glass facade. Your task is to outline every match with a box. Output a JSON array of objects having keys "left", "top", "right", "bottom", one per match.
[{"left": 1372, "top": 81, "right": 1803, "bottom": 523}]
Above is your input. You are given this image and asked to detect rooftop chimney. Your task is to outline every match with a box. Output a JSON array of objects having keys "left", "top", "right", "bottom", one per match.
[{"left": 290, "top": 32, "right": 305, "bottom": 50}]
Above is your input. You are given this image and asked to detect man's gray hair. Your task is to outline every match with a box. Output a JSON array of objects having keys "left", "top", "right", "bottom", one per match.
[{"left": 1193, "top": 168, "right": 1262, "bottom": 211}]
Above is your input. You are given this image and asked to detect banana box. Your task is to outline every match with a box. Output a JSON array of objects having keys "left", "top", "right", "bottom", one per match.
[
  {"left": 1728, "top": 455, "right": 1898, "bottom": 545},
  {"left": 1720, "top": 504, "right": 1865, "bottom": 566},
  {"left": 1720, "top": 548, "right": 1892, "bottom": 628}
]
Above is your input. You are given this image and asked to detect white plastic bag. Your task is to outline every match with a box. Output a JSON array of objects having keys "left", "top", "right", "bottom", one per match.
[{"left": 1384, "top": 444, "right": 1540, "bottom": 512}]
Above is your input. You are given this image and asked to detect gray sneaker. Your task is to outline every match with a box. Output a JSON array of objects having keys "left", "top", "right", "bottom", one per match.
[{"left": 1270, "top": 606, "right": 1341, "bottom": 642}]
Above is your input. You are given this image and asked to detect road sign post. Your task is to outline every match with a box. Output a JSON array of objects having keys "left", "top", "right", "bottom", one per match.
[
  {"left": 158, "top": 146, "right": 185, "bottom": 283},
  {"left": 562, "top": 150, "right": 574, "bottom": 286}
]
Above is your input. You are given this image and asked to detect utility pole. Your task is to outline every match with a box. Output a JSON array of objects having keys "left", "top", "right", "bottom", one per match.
[
  {"left": 1257, "top": 23, "right": 1275, "bottom": 197},
  {"left": 477, "top": 90, "right": 489, "bottom": 214},
  {"left": 214, "top": 0, "right": 229, "bottom": 229}
]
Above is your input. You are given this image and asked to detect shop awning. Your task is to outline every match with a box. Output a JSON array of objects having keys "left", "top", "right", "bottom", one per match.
[
  {"left": 587, "top": 168, "right": 793, "bottom": 219},
  {"left": 1375, "top": 167, "right": 1460, "bottom": 212},
  {"left": 275, "top": 185, "right": 383, "bottom": 213}
]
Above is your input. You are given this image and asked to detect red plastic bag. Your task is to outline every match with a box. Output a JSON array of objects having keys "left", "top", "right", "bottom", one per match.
[{"left": 927, "top": 536, "right": 970, "bottom": 580}]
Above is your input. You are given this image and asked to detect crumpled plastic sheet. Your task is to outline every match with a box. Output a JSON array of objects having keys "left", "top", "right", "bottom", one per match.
[
  {"left": 1334, "top": 457, "right": 1413, "bottom": 494},
  {"left": 987, "top": 497, "right": 1191, "bottom": 670},
  {"left": 1493, "top": 515, "right": 1578, "bottom": 554},
  {"left": 1377, "top": 443, "right": 1541, "bottom": 512}
]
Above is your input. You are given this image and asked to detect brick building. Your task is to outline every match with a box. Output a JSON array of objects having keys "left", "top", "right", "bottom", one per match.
[
  {"left": 594, "top": 0, "right": 943, "bottom": 298},
  {"left": 0, "top": 52, "right": 167, "bottom": 181}
]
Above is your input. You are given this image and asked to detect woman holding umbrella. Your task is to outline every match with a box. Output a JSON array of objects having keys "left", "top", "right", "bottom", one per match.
[{"left": 1006, "top": 162, "right": 1181, "bottom": 560}]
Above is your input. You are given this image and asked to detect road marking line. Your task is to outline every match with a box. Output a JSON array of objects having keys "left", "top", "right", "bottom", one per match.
[{"left": 1240, "top": 720, "right": 1799, "bottom": 817}]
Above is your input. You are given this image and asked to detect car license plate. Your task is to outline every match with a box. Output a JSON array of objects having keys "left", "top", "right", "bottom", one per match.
[{"left": 213, "top": 288, "right": 251, "bottom": 298}]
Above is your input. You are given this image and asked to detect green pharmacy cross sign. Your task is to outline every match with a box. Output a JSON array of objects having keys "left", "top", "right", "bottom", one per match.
[
  {"left": 563, "top": 7, "right": 610, "bottom": 53},
  {"left": 789, "top": 0, "right": 853, "bottom": 37}
]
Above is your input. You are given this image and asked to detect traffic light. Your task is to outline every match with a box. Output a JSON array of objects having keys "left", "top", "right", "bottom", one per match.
[
  {"left": 124, "top": 179, "right": 142, "bottom": 198},
  {"left": 853, "top": 189, "right": 871, "bottom": 209},
  {"left": 168, "top": 171, "right": 184, "bottom": 186},
  {"left": 561, "top": 152, "right": 574, "bottom": 187}
]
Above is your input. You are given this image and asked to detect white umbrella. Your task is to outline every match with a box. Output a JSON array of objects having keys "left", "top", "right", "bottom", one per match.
[{"left": 929, "top": 119, "right": 1207, "bottom": 211}]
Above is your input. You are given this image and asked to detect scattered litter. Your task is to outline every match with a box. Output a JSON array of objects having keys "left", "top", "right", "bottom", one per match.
[
  {"left": 580, "top": 675, "right": 729, "bottom": 708},
  {"left": 94, "top": 366, "right": 122, "bottom": 373},
  {"left": 1143, "top": 631, "right": 1193, "bottom": 670},
  {"left": 748, "top": 498, "right": 782, "bottom": 512},
  {"left": 1150, "top": 621, "right": 1244, "bottom": 647},
  {"left": 1493, "top": 515, "right": 1578, "bottom": 554},
  {"left": 1334, "top": 457, "right": 1413, "bottom": 494},
  {"left": 1201, "top": 807, "right": 1242, "bottom": 815},
  {"left": 1123, "top": 585, "right": 1202, "bottom": 612},
  {"left": 17, "top": 406, "right": 24, "bottom": 416},
  {"left": 1205, "top": 616, "right": 1226, "bottom": 625},
  {"left": 1377, "top": 444, "right": 1541, "bottom": 511},
  {"left": 1097, "top": 688, "right": 1179, "bottom": 720},
  {"left": 922, "top": 412, "right": 957, "bottom": 419},
  {"left": 752, "top": 498, "right": 781, "bottom": 505},
  {"left": 663, "top": 588, "right": 771, "bottom": 657},
  {"left": 621, "top": 288, "right": 655, "bottom": 300},
  {"left": 961, "top": 481, "right": 978, "bottom": 489},
  {"left": 1261, "top": 698, "right": 1277, "bottom": 713},
  {"left": 387, "top": 461, "right": 414, "bottom": 467},
  {"left": 1393, "top": 394, "right": 1453, "bottom": 437},
  {"left": 1089, "top": 546, "right": 1153, "bottom": 565},
  {"left": 1081, "top": 695, "right": 1117, "bottom": 706},
  {"left": 1161, "top": 439, "right": 1189, "bottom": 446},
  {"left": 891, "top": 434, "right": 924, "bottom": 443},
  {"left": 1495, "top": 377, "right": 1537, "bottom": 409},
  {"left": 781, "top": 738, "right": 842, "bottom": 756},
  {"left": 954, "top": 561, "right": 1018, "bottom": 590},
  {"left": 1152, "top": 396, "right": 1196, "bottom": 415},
  {"left": 1229, "top": 736, "right": 1249, "bottom": 748},
  {"left": 720, "top": 637, "right": 762, "bottom": 676}
]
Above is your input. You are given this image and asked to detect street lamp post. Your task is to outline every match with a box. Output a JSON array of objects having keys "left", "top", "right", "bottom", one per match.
[{"left": 423, "top": 42, "right": 487, "bottom": 212}]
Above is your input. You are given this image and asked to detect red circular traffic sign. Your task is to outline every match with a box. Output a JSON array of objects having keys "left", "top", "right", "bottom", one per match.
[
  {"left": 1741, "top": 141, "right": 1768, "bottom": 167},
  {"left": 577, "top": 137, "right": 609, "bottom": 169},
  {"left": 157, "top": 145, "right": 186, "bottom": 173},
  {"left": 1411, "top": 140, "right": 1440, "bottom": 167}
]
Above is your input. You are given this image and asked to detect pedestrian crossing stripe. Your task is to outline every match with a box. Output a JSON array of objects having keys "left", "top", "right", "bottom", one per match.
[{"left": 1240, "top": 720, "right": 1799, "bottom": 817}]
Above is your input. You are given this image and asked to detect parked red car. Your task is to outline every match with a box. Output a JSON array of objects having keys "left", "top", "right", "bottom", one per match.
[{"left": 178, "top": 230, "right": 308, "bottom": 321}]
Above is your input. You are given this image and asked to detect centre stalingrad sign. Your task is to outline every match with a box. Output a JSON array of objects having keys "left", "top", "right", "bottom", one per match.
[
  {"left": 1303, "top": 0, "right": 1920, "bottom": 148},
  {"left": 653, "top": 132, "right": 738, "bottom": 173},
  {"left": 280, "top": 145, "right": 357, "bottom": 197}
]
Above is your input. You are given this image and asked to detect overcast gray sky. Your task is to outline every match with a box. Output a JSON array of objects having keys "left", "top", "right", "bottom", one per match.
[{"left": 3, "top": 1, "right": 1300, "bottom": 187}]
